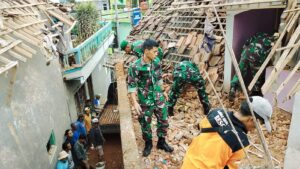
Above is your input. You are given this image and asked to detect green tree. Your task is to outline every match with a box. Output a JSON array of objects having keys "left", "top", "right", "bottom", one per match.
[{"left": 75, "top": 2, "right": 99, "bottom": 42}]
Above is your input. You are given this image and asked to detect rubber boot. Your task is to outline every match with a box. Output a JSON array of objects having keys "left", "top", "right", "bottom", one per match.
[
  {"left": 157, "top": 137, "right": 174, "bottom": 153},
  {"left": 143, "top": 140, "right": 153, "bottom": 157}
]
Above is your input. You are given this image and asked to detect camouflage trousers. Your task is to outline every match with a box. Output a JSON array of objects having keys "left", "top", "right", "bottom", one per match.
[
  {"left": 138, "top": 105, "right": 169, "bottom": 141},
  {"left": 168, "top": 77, "right": 210, "bottom": 110},
  {"left": 230, "top": 56, "right": 265, "bottom": 93}
]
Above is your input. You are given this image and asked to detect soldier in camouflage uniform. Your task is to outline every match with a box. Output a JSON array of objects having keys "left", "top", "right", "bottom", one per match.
[
  {"left": 120, "top": 40, "right": 164, "bottom": 60},
  {"left": 127, "top": 39, "right": 173, "bottom": 157},
  {"left": 229, "top": 32, "right": 276, "bottom": 101},
  {"left": 167, "top": 59, "right": 211, "bottom": 116}
]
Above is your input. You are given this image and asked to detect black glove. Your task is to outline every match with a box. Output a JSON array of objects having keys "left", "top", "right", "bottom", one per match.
[
  {"left": 203, "top": 104, "right": 211, "bottom": 115},
  {"left": 168, "top": 106, "right": 174, "bottom": 116},
  {"left": 229, "top": 87, "right": 236, "bottom": 102}
]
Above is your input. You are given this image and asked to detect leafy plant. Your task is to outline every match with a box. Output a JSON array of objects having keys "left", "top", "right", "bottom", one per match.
[{"left": 75, "top": 2, "right": 99, "bottom": 42}]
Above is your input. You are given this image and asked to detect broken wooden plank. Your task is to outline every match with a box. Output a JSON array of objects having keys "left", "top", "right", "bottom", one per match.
[
  {"left": 176, "top": 36, "right": 185, "bottom": 48},
  {"left": 184, "top": 32, "right": 196, "bottom": 46},
  {"left": 46, "top": 9, "right": 74, "bottom": 26}
]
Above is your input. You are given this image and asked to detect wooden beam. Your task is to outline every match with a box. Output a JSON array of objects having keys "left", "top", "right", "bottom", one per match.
[
  {"left": 20, "top": 43, "right": 36, "bottom": 54},
  {"left": 0, "top": 40, "right": 22, "bottom": 55},
  {"left": 17, "top": 29, "right": 41, "bottom": 43},
  {"left": 248, "top": 11, "right": 300, "bottom": 91},
  {"left": 46, "top": 9, "right": 74, "bottom": 26},
  {"left": 0, "top": 61, "right": 18, "bottom": 75},
  {"left": 261, "top": 26, "right": 300, "bottom": 94},
  {"left": 167, "top": 0, "right": 285, "bottom": 11},
  {"left": 0, "top": 55, "right": 12, "bottom": 64},
  {"left": 286, "top": 79, "right": 300, "bottom": 100},
  {"left": 8, "top": 50, "right": 27, "bottom": 62},
  {"left": 65, "top": 21, "right": 77, "bottom": 34},
  {"left": 13, "top": 46, "right": 32, "bottom": 58},
  {"left": 0, "top": 19, "right": 47, "bottom": 36},
  {"left": 275, "top": 42, "right": 300, "bottom": 51},
  {"left": 3, "top": 35, "right": 36, "bottom": 54},
  {"left": 41, "top": 9, "right": 67, "bottom": 48},
  {"left": 13, "top": 31, "right": 39, "bottom": 46},
  {"left": 284, "top": 7, "right": 300, "bottom": 13},
  {"left": 276, "top": 60, "right": 300, "bottom": 95},
  {"left": 0, "top": 2, "right": 46, "bottom": 10}
]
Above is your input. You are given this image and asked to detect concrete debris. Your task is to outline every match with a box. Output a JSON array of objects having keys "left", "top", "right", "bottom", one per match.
[{"left": 130, "top": 89, "right": 291, "bottom": 168}]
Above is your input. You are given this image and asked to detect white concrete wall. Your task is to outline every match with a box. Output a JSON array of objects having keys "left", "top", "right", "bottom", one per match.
[
  {"left": 223, "top": 11, "right": 239, "bottom": 92},
  {"left": 91, "top": 52, "right": 112, "bottom": 106},
  {"left": 284, "top": 92, "right": 300, "bottom": 169},
  {"left": 0, "top": 50, "right": 77, "bottom": 169}
]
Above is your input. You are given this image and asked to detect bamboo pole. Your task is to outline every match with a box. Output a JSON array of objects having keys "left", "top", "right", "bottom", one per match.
[
  {"left": 210, "top": 1, "right": 275, "bottom": 168},
  {"left": 262, "top": 35, "right": 300, "bottom": 94}
]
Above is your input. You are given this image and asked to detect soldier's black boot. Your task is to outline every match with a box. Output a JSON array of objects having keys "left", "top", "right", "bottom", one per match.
[
  {"left": 157, "top": 137, "right": 174, "bottom": 153},
  {"left": 143, "top": 140, "right": 153, "bottom": 157},
  {"left": 168, "top": 106, "right": 174, "bottom": 116}
]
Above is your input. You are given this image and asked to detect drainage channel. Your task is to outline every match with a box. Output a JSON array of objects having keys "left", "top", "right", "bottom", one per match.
[{"left": 88, "top": 103, "right": 124, "bottom": 169}]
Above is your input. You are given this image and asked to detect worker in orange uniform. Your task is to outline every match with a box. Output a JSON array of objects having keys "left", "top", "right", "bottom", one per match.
[{"left": 181, "top": 96, "right": 273, "bottom": 169}]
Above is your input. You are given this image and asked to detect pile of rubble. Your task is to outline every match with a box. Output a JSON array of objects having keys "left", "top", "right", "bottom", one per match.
[{"left": 130, "top": 89, "right": 291, "bottom": 168}]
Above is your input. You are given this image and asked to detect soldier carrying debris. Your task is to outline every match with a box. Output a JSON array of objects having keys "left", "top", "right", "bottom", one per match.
[
  {"left": 167, "top": 59, "right": 210, "bottom": 116},
  {"left": 229, "top": 32, "right": 277, "bottom": 101},
  {"left": 181, "top": 96, "right": 273, "bottom": 169},
  {"left": 120, "top": 39, "right": 164, "bottom": 60},
  {"left": 127, "top": 39, "right": 174, "bottom": 157}
]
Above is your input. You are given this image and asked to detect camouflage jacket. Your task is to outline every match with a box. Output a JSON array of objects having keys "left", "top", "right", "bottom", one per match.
[
  {"left": 242, "top": 32, "right": 274, "bottom": 67},
  {"left": 132, "top": 40, "right": 164, "bottom": 60},
  {"left": 127, "top": 57, "right": 165, "bottom": 106},
  {"left": 173, "top": 61, "right": 202, "bottom": 81}
]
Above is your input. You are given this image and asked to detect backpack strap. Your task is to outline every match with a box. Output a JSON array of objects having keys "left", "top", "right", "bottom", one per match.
[
  {"left": 201, "top": 126, "right": 232, "bottom": 133},
  {"left": 200, "top": 126, "right": 249, "bottom": 152}
]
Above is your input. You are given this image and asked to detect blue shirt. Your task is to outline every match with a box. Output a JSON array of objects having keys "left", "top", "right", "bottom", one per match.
[
  {"left": 75, "top": 121, "right": 86, "bottom": 137},
  {"left": 71, "top": 130, "right": 80, "bottom": 146},
  {"left": 56, "top": 160, "right": 68, "bottom": 169},
  {"left": 93, "top": 99, "right": 100, "bottom": 107}
]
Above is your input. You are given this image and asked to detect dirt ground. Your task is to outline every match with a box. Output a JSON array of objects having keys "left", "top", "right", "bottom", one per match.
[
  {"left": 132, "top": 92, "right": 292, "bottom": 169},
  {"left": 88, "top": 133, "right": 124, "bottom": 169}
]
